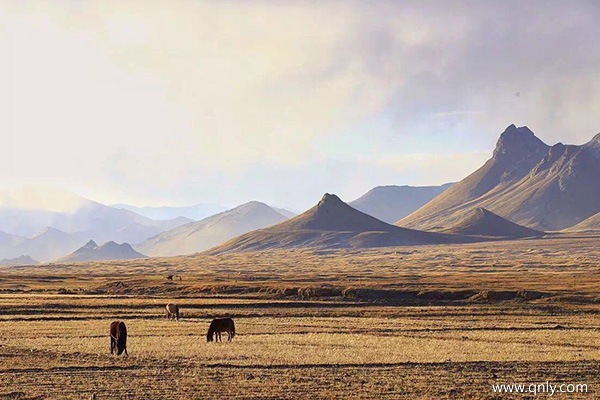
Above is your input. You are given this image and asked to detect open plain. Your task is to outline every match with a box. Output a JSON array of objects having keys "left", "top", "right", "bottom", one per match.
[{"left": 0, "top": 234, "right": 599, "bottom": 399}]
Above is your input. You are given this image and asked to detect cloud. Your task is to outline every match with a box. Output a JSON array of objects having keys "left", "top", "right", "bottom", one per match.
[{"left": 0, "top": 1, "right": 598, "bottom": 207}]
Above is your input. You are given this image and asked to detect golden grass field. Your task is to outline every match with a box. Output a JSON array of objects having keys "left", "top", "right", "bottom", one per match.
[{"left": 0, "top": 234, "right": 599, "bottom": 399}]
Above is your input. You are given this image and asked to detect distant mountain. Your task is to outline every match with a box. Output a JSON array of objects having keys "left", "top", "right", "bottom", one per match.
[
  {"left": 0, "top": 255, "right": 40, "bottom": 266},
  {"left": 111, "top": 203, "right": 227, "bottom": 221},
  {"left": 208, "top": 194, "right": 473, "bottom": 255},
  {"left": 272, "top": 207, "right": 297, "bottom": 219},
  {"left": 349, "top": 183, "right": 454, "bottom": 223},
  {"left": 0, "top": 187, "right": 189, "bottom": 243},
  {"left": 0, "top": 231, "right": 25, "bottom": 252},
  {"left": 137, "top": 201, "right": 289, "bottom": 257},
  {"left": 57, "top": 240, "right": 146, "bottom": 263},
  {"left": 399, "top": 125, "right": 600, "bottom": 231},
  {"left": 440, "top": 208, "right": 544, "bottom": 238}
]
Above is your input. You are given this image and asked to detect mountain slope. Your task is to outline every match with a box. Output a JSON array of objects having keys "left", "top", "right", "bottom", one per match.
[
  {"left": 208, "top": 194, "right": 474, "bottom": 254},
  {"left": 349, "top": 183, "right": 454, "bottom": 223},
  {"left": 57, "top": 240, "right": 146, "bottom": 263},
  {"left": 441, "top": 208, "right": 544, "bottom": 237},
  {"left": 137, "top": 201, "right": 289, "bottom": 257},
  {"left": 0, "top": 231, "right": 25, "bottom": 252},
  {"left": 399, "top": 125, "right": 600, "bottom": 231},
  {"left": 566, "top": 211, "right": 600, "bottom": 231}
]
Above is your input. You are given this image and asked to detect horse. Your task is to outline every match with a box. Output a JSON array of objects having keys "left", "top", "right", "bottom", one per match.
[
  {"left": 110, "top": 321, "right": 128, "bottom": 356},
  {"left": 165, "top": 303, "right": 180, "bottom": 321},
  {"left": 206, "top": 318, "right": 235, "bottom": 342}
]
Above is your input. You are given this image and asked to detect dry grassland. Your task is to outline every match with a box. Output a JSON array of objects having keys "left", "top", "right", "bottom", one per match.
[{"left": 0, "top": 235, "right": 599, "bottom": 399}]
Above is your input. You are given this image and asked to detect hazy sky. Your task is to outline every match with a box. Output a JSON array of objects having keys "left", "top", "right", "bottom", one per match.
[{"left": 2, "top": 1, "right": 599, "bottom": 211}]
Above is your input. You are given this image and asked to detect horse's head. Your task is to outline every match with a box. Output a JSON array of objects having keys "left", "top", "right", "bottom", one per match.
[{"left": 206, "top": 331, "right": 213, "bottom": 342}]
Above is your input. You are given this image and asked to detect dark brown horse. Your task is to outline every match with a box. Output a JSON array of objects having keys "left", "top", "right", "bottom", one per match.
[
  {"left": 110, "top": 321, "right": 128, "bottom": 356},
  {"left": 207, "top": 318, "right": 235, "bottom": 342}
]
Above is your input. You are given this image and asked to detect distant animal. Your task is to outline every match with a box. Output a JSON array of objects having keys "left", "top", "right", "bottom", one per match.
[
  {"left": 207, "top": 318, "right": 235, "bottom": 342},
  {"left": 165, "top": 303, "right": 180, "bottom": 320},
  {"left": 166, "top": 275, "right": 174, "bottom": 280},
  {"left": 110, "top": 321, "right": 128, "bottom": 356}
]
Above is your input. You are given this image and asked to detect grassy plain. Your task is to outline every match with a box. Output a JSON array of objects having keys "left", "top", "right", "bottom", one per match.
[{"left": 0, "top": 235, "right": 599, "bottom": 399}]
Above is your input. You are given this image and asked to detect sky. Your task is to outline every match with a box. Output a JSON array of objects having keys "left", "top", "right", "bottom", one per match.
[{"left": 1, "top": 1, "right": 599, "bottom": 211}]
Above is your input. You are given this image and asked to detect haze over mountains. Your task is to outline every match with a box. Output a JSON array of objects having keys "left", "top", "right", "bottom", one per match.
[
  {"left": 1, "top": 124, "right": 599, "bottom": 262},
  {"left": 138, "top": 201, "right": 290, "bottom": 257},
  {"left": 349, "top": 183, "right": 454, "bottom": 223},
  {"left": 0, "top": 187, "right": 192, "bottom": 262},
  {"left": 111, "top": 203, "right": 226, "bottom": 221},
  {"left": 399, "top": 125, "right": 600, "bottom": 232},
  {"left": 209, "top": 193, "right": 472, "bottom": 254},
  {"left": 0, "top": 187, "right": 189, "bottom": 240}
]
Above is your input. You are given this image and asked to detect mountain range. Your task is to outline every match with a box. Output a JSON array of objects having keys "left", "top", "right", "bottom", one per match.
[
  {"left": 208, "top": 193, "right": 473, "bottom": 254},
  {"left": 1, "top": 124, "right": 598, "bottom": 261},
  {"left": 399, "top": 125, "right": 600, "bottom": 231}
]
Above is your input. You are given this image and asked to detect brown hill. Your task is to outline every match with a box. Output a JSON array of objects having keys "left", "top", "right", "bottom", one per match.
[
  {"left": 208, "top": 194, "right": 474, "bottom": 254},
  {"left": 441, "top": 208, "right": 544, "bottom": 238},
  {"left": 399, "top": 125, "right": 600, "bottom": 231}
]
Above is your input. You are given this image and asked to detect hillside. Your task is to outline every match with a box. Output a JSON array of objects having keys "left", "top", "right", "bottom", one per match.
[
  {"left": 208, "top": 194, "right": 473, "bottom": 254},
  {"left": 399, "top": 125, "right": 600, "bottom": 231},
  {"left": 349, "top": 183, "right": 453, "bottom": 223},
  {"left": 137, "top": 201, "right": 289, "bottom": 257},
  {"left": 566, "top": 211, "right": 600, "bottom": 231}
]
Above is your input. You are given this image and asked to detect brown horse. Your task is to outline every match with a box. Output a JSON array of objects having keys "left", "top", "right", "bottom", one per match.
[
  {"left": 207, "top": 318, "right": 235, "bottom": 342},
  {"left": 110, "top": 321, "right": 128, "bottom": 356},
  {"left": 165, "top": 303, "right": 180, "bottom": 320}
]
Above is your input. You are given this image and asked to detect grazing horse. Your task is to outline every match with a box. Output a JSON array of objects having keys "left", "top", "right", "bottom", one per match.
[
  {"left": 110, "top": 321, "right": 128, "bottom": 356},
  {"left": 165, "top": 303, "right": 180, "bottom": 321},
  {"left": 207, "top": 318, "right": 235, "bottom": 342}
]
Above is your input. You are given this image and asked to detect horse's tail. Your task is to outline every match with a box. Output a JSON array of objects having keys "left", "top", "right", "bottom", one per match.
[{"left": 176, "top": 305, "right": 180, "bottom": 320}]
